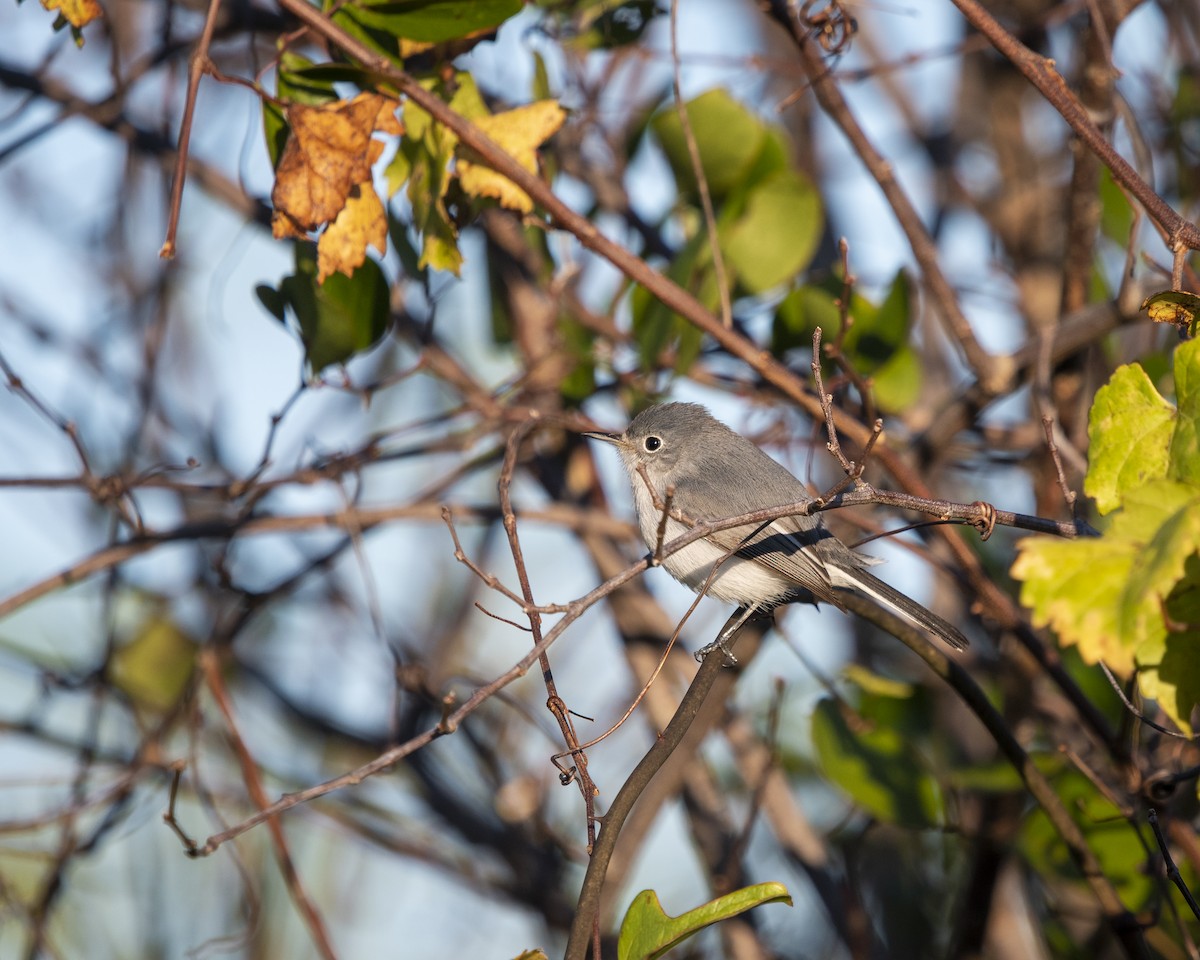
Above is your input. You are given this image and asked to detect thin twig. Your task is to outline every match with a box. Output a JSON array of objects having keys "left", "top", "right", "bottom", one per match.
[
  {"left": 160, "top": 0, "right": 225, "bottom": 258},
  {"left": 0, "top": 484, "right": 1085, "bottom": 625},
  {"left": 496, "top": 422, "right": 600, "bottom": 862},
  {"left": 1098, "top": 661, "right": 1193, "bottom": 741},
  {"left": 823, "top": 239, "right": 878, "bottom": 424},
  {"left": 1041, "top": 415, "right": 1079, "bottom": 515},
  {"left": 669, "top": 0, "right": 732, "bottom": 328},
  {"left": 811, "top": 328, "right": 854, "bottom": 473},
  {"left": 1150, "top": 809, "right": 1200, "bottom": 924},
  {"left": 161, "top": 763, "right": 198, "bottom": 854},
  {"left": 654, "top": 484, "right": 675, "bottom": 563},
  {"left": 199, "top": 649, "right": 339, "bottom": 960}
]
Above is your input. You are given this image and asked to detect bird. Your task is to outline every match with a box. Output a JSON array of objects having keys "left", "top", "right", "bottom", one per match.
[{"left": 586, "top": 402, "right": 968, "bottom": 652}]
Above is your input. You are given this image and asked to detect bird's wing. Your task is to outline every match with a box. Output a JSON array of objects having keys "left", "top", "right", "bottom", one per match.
[
  {"left": 708, "top": 514, "right": 969, "bottom": 650},
  {"left": 705, "top": 516, "right": 841, "bottom": 601}
]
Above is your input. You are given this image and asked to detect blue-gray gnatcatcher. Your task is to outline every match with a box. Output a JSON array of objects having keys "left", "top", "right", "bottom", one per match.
[{"left": 586, "top": 402, "right": 968, "bottom": 651}]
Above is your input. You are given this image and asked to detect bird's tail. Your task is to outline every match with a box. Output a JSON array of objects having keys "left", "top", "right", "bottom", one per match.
[{"left": 830, "top": 567, "right": 969, "bottom": 651}]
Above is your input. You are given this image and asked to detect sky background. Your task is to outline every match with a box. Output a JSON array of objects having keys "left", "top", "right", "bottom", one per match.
[{"left": 0, "top": 0, "right": 1182, "bottom": 956}]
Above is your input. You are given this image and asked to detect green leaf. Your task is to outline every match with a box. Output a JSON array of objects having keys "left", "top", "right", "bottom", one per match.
[
  {"left": 617, "top": 885, "right": 791, "bottom": 960},
  {"left": 384, "top": 147, "right": 412, "bottom": 196},
  {"left": 559, "top": 316, "right": 597, "bottom": 405},
  {"left": 721, "top": 170, "right": 822, "bottom": 293},
  {"left": 277, "top": 56, "right": 348, "bottom": 105},
  {"left": 399, "top": 96, "right": 463, "bottom": 274},
  {"left": 1098, "top": 165, "right": 1134, "bottom": 247},
  {"left": 387, "top": 214, "right": 423, "bottom": 277},
  {"left": 1011, "top": 535, "right": 1137, "bottom": 673},
  {"left": 947, "top": 761, "right": 1025, "bottom": 793},
  {"left": 770, "top": 272, "right": 920, "bottom": 412},
  {"left": 388, "top": 75, "right": 488, "bottom": 274},
  {"left": 1124, "top": 488, "right": 1200, "bottom": 640},
  {"left": 255, "top": 283, "right": 288, "bottom": 322},
  {"left": 631, "top": 231, "right": 711, "bottom": 374},
  {"left": 531, "top": 50, "right": 552, "bottom": 101},
  {"left": 860, "top": 270, "right": 911, "bottom": 365},
  {"left": 870, "top": 345, "right": 922, "bottom": 413},
  {"left": 346, "top": 0, "right": 523, "bottom": 41},
  {"left": 947, "top": 753, "right": 1064, "bottom": 793},
  {"left": 840, "top": 663, "right": 914, "bottom": 700},
  {"left": 1170, "top": 337, "right": 1200, "bottom": 487},
  {"left": 1137, "top": 622, "right": 1200, "bottom": 738},
  {"left": 651, "top": 89, "right": 767, "bottom": 200},
  {"left": 265, "top": 242, "right": 391, "bottom": 371},
  {"left": 445, "top": 70, "right": 491, "bottom": 121},
  {"left": 1083, "top": 361, "right": 1175, "bottom": 515},
  {"left": 1131, "top": 527, "right": 1200, "bottom": 736},
  {"left": 1012, "top": 480, "right": 1200, "bottom": 732},
  {"left": 839, "top": 664, "right": 936, "bottom": 742},
  {"left": 772, "top": 283, "right": 842, "bottom": 354},
  {"left": 1173, "top": 69, "right": 1200, "bottom": 125},
  {"left": 738, "top": 127, "right": 791, "bottom": 186},
  {"left": 810, "top": 698, "right": 943, "bottom": 827},
  {"left": 1012, "top": 481, "right": 1197, "bottom": 676},
  {"left": 1021, "top": 771, "right": 1154, "bottom": 911},
  {"left": 328, "top": 5, "right": 407, "bottom": 66},
  {"left": 415, "top": 204, "right": 463, "bottom": 274}
]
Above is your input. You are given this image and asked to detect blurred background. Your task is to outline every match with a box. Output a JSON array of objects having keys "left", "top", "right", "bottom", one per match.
[{"left": 0, "top": 0, "right": 1196, "bottom": 957}]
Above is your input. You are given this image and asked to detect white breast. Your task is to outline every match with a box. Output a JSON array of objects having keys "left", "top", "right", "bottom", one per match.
[{"left": 631, "top": 481, "right": 797, "bottom": 607}]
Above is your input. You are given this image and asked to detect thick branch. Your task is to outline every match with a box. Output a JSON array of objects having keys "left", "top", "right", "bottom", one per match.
[{"left": 564, "top": 616, "right": 769, "bottom": 960}]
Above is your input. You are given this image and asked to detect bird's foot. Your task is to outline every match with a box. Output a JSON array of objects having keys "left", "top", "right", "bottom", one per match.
[{"left": 694, "top": 635, "right": 739, "bottom": 665}]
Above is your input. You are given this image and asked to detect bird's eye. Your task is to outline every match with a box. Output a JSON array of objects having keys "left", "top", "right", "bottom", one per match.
[{"left": 643, "top": 436, "right": 662, "bottom": 452}]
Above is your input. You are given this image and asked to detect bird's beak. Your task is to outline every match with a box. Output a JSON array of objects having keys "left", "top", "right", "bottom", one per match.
[{"left": 583, "top": 430, "right": 624, "bottom": 447}]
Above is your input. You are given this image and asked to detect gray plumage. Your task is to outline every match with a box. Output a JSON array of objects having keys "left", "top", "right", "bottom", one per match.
[{"left": 588, "top": 402, "right": 968, "bottom": 650}]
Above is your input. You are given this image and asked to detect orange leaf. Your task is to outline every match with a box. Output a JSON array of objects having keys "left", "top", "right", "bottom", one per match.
[
  {"left": 42, "top": 0, "right": 102, "bottom": 29},
  {"left": 317, "top": 182, "right": 387, "bottom": 283},
  {"left": 271, "top": 92, "right": 388, "bottom": 239},
  {"left": 375, "top": 99, "right": 404, "bottom": 137}
]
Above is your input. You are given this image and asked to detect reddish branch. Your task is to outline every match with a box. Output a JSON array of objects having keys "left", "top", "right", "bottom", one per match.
[{"left": 200, "top": 650, "right": 339, "bottom": 960}]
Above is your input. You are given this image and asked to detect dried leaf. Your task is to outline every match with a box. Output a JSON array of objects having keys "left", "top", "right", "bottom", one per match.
[
  {"left": 1142, "top": 290, "right": 1200, "bottom": 331},
  {"left": 375, "top": 98, "right": 404, "bottom": 137},
  {"left": 317, "top": 182, "right": 387, "bottom": 282},
  {"left": 271, "top": 92, "right": 389, "bottom": 238}
]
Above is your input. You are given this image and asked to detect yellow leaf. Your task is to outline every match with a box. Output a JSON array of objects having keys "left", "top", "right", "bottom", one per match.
[
  {"left": 271, "top": 92, "right": 390, "bottom": 238},
  {"left": 42, "top": 0, "right": 102, "bottom": 30},
  {"left": 317, "top": 181, "right": 387, "bottom": 282},
  {"left": 108, "top": 617, "right": 196, "bottom": 714},
  {"left": 400, "top": 38, "right": 436, "bottom": 58},
  {"left": 457, "top": 100, "right": 565, "bottom": 213}
]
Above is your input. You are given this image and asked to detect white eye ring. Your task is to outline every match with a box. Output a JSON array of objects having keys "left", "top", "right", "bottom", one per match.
[{"left": 643, "top": 436, "right": 662, "bottom": 452}]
